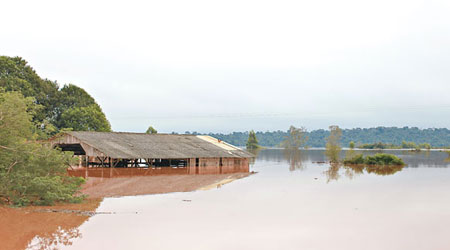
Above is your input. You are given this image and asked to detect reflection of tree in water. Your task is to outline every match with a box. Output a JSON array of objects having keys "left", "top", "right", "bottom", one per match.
[
  {"left": 2, "top": 200, "right": 101, "bottom": 250},
  {"left": 283, "top": 148, "right": 305, "bottom": 171},
  {"left": 323, "top": 163, "right": 341, "bottom": 182},
  {"left": 324, "top": 163, "right": 404, "bottom": 182},
  {"left": 365, "top": 165, "right": 403, "bottom": 176},
  {"left": 248, "top": 148, "right": 262, "bottom": 165},
  {"left": 27, "top": 226, "right": 82, "bottom": 250},
  {"left": 342, "top": 164, "right": 364, "bottom": 180},
  {"left": 444, "top": 151, "right": 450, "bottom": 163}
]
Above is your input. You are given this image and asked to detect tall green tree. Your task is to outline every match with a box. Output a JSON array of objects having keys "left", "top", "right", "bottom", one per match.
[
  {"left": 345, "top": 141, "right": 357, "bottom": 160},
  {"left": 281, "top": 126, "right": 308, "bottom": 149},
  {"left": 325, "top": 125, "right": 342, "bottom": 163},
  {"left": 246, "top": 130, "right": 259, "bottom": 150},
  {"left": 59, "top": 105, "right": 111, "bottom": 132},
  {"left": 55, "top": 84, "right": 111, "bottom": 132},
  {"left": 0, "top": 56, "right": 59, "bottom": 124},
  {"left": 146, "top": 126, "right": 158, "bottom": 134},
  {"left": 0, "top": 90, "right": 84, "bottom": 206},
  {"left": 0, "top": 56, "right": 112, "bottom": 136}
]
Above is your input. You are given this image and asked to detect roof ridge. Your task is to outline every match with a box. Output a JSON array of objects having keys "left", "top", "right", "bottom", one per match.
[{"left": 69, "top": 131, "right": 199, "bottom": 136}]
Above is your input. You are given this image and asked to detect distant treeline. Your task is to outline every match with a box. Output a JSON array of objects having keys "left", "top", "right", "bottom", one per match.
[{"left": 203, "top": 127, "right": 450, "bottom": 148}]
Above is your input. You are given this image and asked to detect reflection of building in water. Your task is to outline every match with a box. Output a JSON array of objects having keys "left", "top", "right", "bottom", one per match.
[
  {"left": 68, "top": 164, "right": 249, "bottom": 178},
  {"left": 50, "top": 132, "right": 253, "bottom": 177}
]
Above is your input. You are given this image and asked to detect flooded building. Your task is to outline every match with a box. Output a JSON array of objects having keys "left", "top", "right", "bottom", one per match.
[{"left": 50, "top": 131, "right": 253, "bottom": 176}]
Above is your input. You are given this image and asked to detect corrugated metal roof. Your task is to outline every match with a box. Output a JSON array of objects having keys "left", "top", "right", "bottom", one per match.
[{"left": 65, "top": 131, "right": 253, "bottom": 159}]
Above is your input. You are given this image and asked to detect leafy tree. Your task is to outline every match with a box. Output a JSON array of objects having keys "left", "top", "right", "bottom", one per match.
[
  {"left": 325, "top": 125, "right": 342, "bottom": 163},
  {"left": 0, "top": 90, "right": 84, "bottom": 206},
  {"left": 58, "top": 84, "right": 98, "bottom": 109},
  {"left": 345, "top": 141, "right": 357, "bottom": 160},
  {"left": 0, "top": 56, "right": 112, "bottom": 136},
  {"left": 146, "top": 126, "right": 158, "bottom": 134},
  {"left": 401, "top": 141, "right": 418, "bottom": 149},
  {"left": 419, "top": 143, "right": 431, "bottom": 150},
  {"left": 281, "top": 126, "right": 308, "bottom": 149},
  {"left": 207, "top": 127, "right": 450, "bottom": 148},
  {"left": 59, "top": 105, "right": 111, "bottom": 132},
  {"left": 246, "top": 130, "right": 259, "bottom": 150},
  {"left": 0, "top": 56, "right": 59, "bottom": 124}
]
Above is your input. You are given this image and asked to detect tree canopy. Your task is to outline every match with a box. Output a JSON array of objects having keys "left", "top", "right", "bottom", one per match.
[
  {"left": 325, "top": 125, "right": 342, "bottom": 163},
  {"left": 206, "top": 126, "right": 450, "bottom": 148},
  {"left": 146, "top": 126, "right": 158, "bottom": 134},
  {"left": 281, "top": 126, "right": 308, "bottom": 150},
  {"left": 246, "top": 130, "right": 259, "bottom": 150},
  {"left": 0, "top": 90, "right": 84, "bottom": 206},
  {"left": 0, "top": 56, "right": 111, "bottom": 137}
]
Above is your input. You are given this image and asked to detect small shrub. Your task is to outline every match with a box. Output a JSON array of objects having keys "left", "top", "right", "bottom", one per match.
[
  {"left": 343, "top": 154, "right": 365, "bottom": 164},
  {"left": 344, "top": 153, "right": 404, "bottom": 166},
  {"left": 365, "top": 153, "right": 404, "bottom": 165}
]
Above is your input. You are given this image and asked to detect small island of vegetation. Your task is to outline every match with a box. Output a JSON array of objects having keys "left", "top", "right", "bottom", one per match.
[{"left": 343, "top": 153, "right": 405, "bottom": 166}]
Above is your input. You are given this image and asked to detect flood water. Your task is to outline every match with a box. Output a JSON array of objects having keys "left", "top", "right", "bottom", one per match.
[{"left": 36, "top": 149, "right": 450, "bottom": 250}]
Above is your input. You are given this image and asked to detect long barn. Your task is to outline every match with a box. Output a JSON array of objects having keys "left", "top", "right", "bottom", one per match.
[{"left": 50, "top": 131, "right": 253, "bottom": 175}]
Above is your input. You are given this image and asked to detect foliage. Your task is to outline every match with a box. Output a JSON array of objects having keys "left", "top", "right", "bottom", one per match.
[
  {"left": 246, "top": 130, "right": 259, "bottom": 150},
  {"left": 146, "top": 126, "right": 158, "bottom": 134},
  {"left": 401, "top": 141, "right": 417, "bottom": 149},
  {"left": 207, "top": 127, "right": 450, "bottom": 148},
  {"left": 325, "top": 125, "right": 342, "bottom": 163},
  {"left": 365, "top": 154, "right": 405, "bottom": 165},
  {"left": 59, "top": 105, "right": 111, "bottom": 132},
  {"left": 344, "top": 153, "right": 405, "bottom": 166},
  {"left": 343, "top": 154, "right": 365, "bottom": 165},
  {"left": 55, "top": 84, "right": 110, "bottom": 132},
  {"left": 345, "top": 141, "right": 357, "bottom": 160},
  {"left": 0, "top": 56, "right": 59, "bottom": 124},
  {"left": 359, "top": 142, "right": 400, "bottom": 149},
  {"left": 281, "top": 126, "right": 308, "bottom": 150},
  {"left": 0, "top": 56, "right": 111, "bottom": 137},
  {"left": 0, "top": 90, "right": 85, "bottom": 206}
]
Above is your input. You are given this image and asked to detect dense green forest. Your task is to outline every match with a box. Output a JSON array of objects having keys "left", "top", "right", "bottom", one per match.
[
  {"left": 0, "top": 56, "right": 110, "bottom": 206},
  {"left": 0, "top": 56, "right": 111, "bottom": 138},
  {"left": 207, "top": 127, "right": 450, "bottom": 148}
]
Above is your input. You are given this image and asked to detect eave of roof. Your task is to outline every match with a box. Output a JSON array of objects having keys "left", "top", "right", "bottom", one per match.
[{"left": 62, "top": 131, "right": 253, "bottom": 159}]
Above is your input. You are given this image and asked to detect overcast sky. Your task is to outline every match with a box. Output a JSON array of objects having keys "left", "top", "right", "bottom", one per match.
[{"left": 2, "top": 0, "right": 450, "bottom": 133}]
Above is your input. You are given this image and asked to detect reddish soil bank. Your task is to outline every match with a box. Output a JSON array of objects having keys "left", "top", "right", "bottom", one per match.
[{"left": 81, "top": 173, "right": 251, "bottom": 199}]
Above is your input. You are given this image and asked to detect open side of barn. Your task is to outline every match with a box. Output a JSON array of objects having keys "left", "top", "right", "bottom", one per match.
[{"left": 50, "top": 131, "right": 253, "bottom": 177}]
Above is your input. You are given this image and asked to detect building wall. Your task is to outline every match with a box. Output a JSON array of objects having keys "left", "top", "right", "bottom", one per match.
[{"left": 186, "top": 157, "right": 250, "bottom": 174}]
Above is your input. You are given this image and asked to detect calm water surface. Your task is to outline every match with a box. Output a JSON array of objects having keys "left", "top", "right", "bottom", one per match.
[{"left": 53, "top": 150, "right": 450, "bottom": 250}]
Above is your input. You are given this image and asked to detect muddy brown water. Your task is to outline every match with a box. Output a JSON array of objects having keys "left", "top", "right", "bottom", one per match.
[{"left": 25, "top": 149, "right": 450, "bottom": 250}]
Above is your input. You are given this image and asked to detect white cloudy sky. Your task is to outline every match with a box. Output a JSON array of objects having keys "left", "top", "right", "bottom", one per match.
[{"left": 2, "top": 0, "right": 450, "bottom": 133}]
